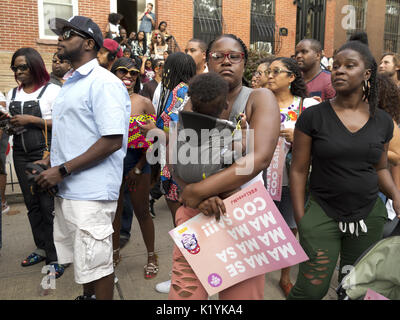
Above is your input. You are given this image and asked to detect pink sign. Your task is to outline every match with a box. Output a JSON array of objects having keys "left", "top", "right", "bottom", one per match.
[
  {"left": 364, "top": 289, "right": 389, "bottom": 300},
  {"left": 264, "top": 137, "right": 287, "bottom": 202},
  {"left": 169, "top": 181, "right": 309, "bottom": 296}
]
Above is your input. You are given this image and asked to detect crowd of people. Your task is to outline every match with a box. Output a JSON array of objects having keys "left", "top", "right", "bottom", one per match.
[{"left": 0, "top": 10, "right": 400, "bottom": 301}]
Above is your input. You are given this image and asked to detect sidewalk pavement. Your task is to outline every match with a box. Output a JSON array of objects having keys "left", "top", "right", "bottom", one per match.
[{"left": 0, "top": 195, "right": 338, "bottom": 300}]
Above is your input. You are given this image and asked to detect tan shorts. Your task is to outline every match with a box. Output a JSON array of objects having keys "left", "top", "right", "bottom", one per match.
[{"left": 53, "top": 198, "right": 117, "bottom": 284}]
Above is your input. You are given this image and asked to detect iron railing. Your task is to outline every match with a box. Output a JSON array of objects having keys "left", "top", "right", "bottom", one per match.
[
  {"left": 384, "top": 0, "right": 400, "bottom": 54},
  {"left": 250, "top": 0, "right": 278, "bottom": 54},
  {"left": 193, "top": 0, "right": 223, "bottom": 45}
]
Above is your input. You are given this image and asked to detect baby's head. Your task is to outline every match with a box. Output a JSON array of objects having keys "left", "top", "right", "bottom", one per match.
[{"left": 188, "top": 72, "right": 229, "bottom": 118}]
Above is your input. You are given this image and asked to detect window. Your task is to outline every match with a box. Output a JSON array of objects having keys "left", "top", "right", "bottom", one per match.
[
  {"left": 193, "top": 0, "right": 223, "bottom": 44},
  {"left": 295, "top": 0, "right": 327, "bottom": 47},
  {"left": 250, "top": 0, "right": 275, "bottom": 53},
  {"left": 38, "top": 0, "right": 79, "bottom": 40},
  {"left": 346, "top": 0, "right": 368, "bottom": 38},
  {"left": 384, "top": 0, "right": 400, "bottom": 54}
]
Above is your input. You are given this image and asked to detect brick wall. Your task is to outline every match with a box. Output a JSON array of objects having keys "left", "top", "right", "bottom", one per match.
[
  {"left": 275, "top": 0, "right": 297, "bottom": 57},
  {"left": 324, "top": 0, "right": 336, "bottom": 57},
  {"left": 157, "top": 0, "right": 193, "bottom": 51},
  {"left": 222, "top": 0, "right": 252, "bottom": 46},
  {"left": 0, "top": 0, "right": 110, "bottom": 94}
]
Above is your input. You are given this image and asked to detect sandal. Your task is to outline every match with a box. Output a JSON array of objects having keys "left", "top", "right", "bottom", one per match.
[
  {"left": 21, "top": 252, "right": 46, "bottom": 267},
  {"left": 144, "top": 253, "right": 159, "bottom": 279},
  {"left": 279, "top": 280, "right": 294, "bottom": 298},
  {"left": 48, "top": 263, "right": 65, "bottom": 279}
]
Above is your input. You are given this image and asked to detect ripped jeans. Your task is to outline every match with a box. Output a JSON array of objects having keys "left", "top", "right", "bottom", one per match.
[{"left": 287, "top": 196, "right": 386, "bottom": 300}]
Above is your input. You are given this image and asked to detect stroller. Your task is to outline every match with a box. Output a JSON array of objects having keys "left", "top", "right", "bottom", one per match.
[{"left": 336, "top": 235, "right": 400, "bottom": 300}]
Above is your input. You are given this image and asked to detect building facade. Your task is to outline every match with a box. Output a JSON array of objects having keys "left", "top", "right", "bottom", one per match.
[{"left": 0, "top": 0, "right": 398, "bottom": 94}]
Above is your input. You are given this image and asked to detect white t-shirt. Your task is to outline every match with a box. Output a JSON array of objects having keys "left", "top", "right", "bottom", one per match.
[
  {"left": 6, "top": 83, "right": 61, "bottom": 120},
  {"left": 109, "top": 23, "right": 120, "bottom": 39},
  {"left": 0, "top": 92, "right": 6, "bottom": 102},
  {"left": 281, "top": 96, "right": 320, "bottom": 186}
]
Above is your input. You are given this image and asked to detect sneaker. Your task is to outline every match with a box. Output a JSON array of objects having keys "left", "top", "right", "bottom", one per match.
[
  {"left": 155, "top": 279, "right": 171, "bottom": 293},
  {"left": 21, "top": 252, "right": 46, "bottom": 267},
  {"left": 48, "top": 263, "right": 65, "bottom": 279},
  {"left": 2, "top": 202, "right": 9, "bottom": 215}
]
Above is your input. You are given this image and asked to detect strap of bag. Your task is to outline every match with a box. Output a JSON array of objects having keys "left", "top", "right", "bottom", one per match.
[
  {"left": 229, "top": 86, "right": 252, "bottom": 123},
  {"left": 298, "top": 97, "right": 304, "bottom": 116}
]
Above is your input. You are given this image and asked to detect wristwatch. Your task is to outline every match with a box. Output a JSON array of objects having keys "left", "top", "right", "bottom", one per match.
[
  {"left": 133, "top": 167, "right": 142, "bottom": 175},
  {"left": 58, "top": 164, "right": 71, "bottom": 178}
]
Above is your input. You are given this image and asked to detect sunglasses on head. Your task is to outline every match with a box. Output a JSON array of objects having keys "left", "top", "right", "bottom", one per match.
[
  {"left": 116, "top": 66, "right": 139, "bottom": 76},
  {"left": 61, "top": 29, "right": 89, "bottom": 41},
  {"left": 11, "top": 64, "right": 29, "bottom": 73}
]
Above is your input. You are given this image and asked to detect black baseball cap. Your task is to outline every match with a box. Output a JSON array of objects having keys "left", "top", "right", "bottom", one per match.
[{"left": 48, "top": 16, "right": 103, "bottom": 50}]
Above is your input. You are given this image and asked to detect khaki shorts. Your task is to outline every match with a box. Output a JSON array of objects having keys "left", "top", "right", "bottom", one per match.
[{"left": 53, "top": 198, "right": 117, "bottom": 284}]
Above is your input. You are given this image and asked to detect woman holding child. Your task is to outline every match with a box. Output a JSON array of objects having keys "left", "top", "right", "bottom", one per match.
[{"left": 168, "top": 34, "right": 281, "bottom": 300}]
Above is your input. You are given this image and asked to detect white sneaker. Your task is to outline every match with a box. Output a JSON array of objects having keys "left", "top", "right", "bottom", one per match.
[
  {"left": 2, "top": 202, "right": 9, "bottom": 215},
  {"left": 155, "top": 279, "right": 171, "bottom": 293}
]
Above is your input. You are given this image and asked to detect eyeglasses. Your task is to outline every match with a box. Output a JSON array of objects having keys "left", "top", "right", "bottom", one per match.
[
  {"left": 11, "top": 64, "right": 29, "bottom": 73},
  {"left": 61, "top": 29, "right": 89, "bottom": 41},
  {"left": 209, "top": 51, "right": 245, "bottom": 64},
  {"left": 266, "top": 68, "right": 293, "bottom": 77},
  {"left": 254, "top": 70, "right": 267, "bottom": 77},
  {"left": 116, "top": 67, "right": 139, "bottom": 77}
]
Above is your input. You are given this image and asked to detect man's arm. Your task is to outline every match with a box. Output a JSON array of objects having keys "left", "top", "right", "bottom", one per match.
[{"left": 35, "top": 135, "right": 123, "bottom": 189}]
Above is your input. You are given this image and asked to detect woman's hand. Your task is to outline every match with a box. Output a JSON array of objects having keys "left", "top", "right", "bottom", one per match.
[
  {"left": 280, "top": 128, "right": 294, "bottom": 143},
  {"left": 392, "top": 197, "right": 400, "bottom": 219},
  {"left": 10, "top": 114, "right": 35, "bottom": 127},
  {"left": 198, "top": 196, "right": 226, "bottom": 221},
  {"left": 138, "top": 119, "right": 157, "bottom": 136},
  {"left": 125, "top": 168, "right": 141, "bottom": 191}
]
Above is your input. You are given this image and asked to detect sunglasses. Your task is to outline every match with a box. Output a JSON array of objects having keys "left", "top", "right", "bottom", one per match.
[
  {"left": 61, "top": 29, "right": 89, "bottom": 41},
  {"left": 116, "top": 67, "right": 139, "bottom": 76},
  {"left": 11, "top": 64, "right": 29, "bottom": 73},
  {"left": 266, "top": 68, "right": 293, "bottom": 77},
  {"left": 209, "top": 51, "right": 245, "bottom": 64}
]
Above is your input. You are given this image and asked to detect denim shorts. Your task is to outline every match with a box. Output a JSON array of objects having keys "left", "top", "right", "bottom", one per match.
[{"left": 123, "top": 148, "right": 151, "bottom": 177}]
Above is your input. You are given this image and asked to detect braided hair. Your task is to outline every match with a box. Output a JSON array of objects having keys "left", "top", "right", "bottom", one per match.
[
  {"left": 335, "top": 40, "right": 378, "bottom": 116},
  {"left": 157, "top": 52, "right": 196, "bottom": 118},
  {"left": 206, "top": 34, "right": 249, "bottom": 65},
  {"left": 272, "top": 57, "right": 308, "bottom": 99}
]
